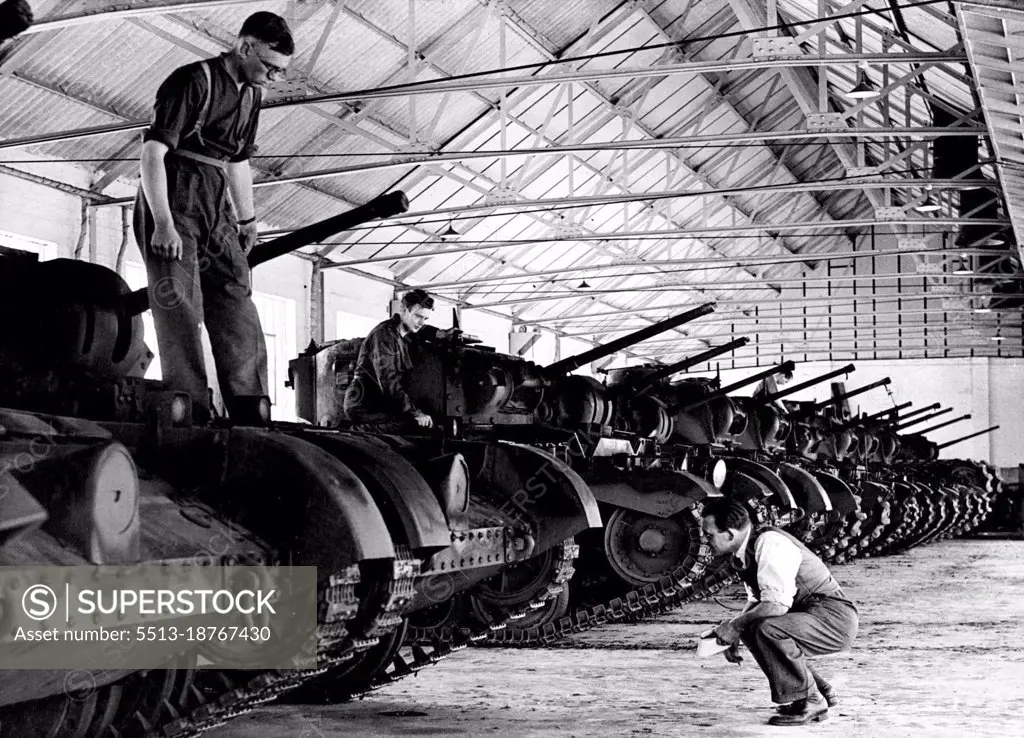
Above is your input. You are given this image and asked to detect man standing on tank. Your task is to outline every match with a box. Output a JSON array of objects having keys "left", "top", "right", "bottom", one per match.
[
  {"left": 343, "top": 289, "right": 458, "bottom": 432},
  {"left": 134, "top": 12, "right": 293, "bottom": 423},
  {"left": 700, "top": 497, "right": 859, "bottom": 725}
]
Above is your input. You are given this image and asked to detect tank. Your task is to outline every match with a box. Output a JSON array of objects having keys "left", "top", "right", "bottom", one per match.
[
  {"left": 287, "top": 312, "right": 810, "bottom": 644},
  {"left": 0, "top": 191, "right": 601, "bottom": 732}
]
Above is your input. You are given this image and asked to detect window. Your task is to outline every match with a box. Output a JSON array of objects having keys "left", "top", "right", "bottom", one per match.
[{"left": 253, "top": 292, "right": 297, "bottom": 422}]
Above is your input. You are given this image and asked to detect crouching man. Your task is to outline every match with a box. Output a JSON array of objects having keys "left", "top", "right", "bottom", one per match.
[{"left": 700, "top": 498, "right": 859, "bottom": 725}]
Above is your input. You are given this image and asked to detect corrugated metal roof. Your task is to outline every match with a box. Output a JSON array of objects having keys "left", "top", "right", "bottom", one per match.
[{"left": 0, "top": 0, "right": 1020, "bottom": 363}]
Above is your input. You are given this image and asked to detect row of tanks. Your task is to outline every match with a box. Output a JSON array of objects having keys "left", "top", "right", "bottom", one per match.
[
  {"left": 0, "top": 190, "right": 1007, "bottom": 735},
  {"left": 287, "top": 299, "right": 1006, "bottom": 657}
]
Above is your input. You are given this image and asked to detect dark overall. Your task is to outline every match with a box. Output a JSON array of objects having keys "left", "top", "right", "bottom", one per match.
[
  {"left": 734, "top": 527, "right": 859, "bottom": 704},
  {"left": 133, "top": 54, "right": 268, "bottom": 419},
  {"left": 343, "top": 316, "right": 432, "bottom": 432}
]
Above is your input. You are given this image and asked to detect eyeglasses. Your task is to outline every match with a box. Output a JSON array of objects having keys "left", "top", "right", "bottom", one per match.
[{"left": 253, "top": 49, "right": 288, "bottom": 80}]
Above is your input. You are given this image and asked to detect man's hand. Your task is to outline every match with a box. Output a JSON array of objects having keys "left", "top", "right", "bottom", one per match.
[
  {"left": 239, "top": 220, "right": 259, "bottom": 254},
  {"left": 413, "top": 410, "right": 434, "bottom": 428},
  {"left": 724, "top": 644, "right": 744, "bottom": 665},
  {"left": 151, "top": 221, "right": 183, "bottom": 260},
  {"left": 713, "top": 618, "right": 741, "bottom": 646}
]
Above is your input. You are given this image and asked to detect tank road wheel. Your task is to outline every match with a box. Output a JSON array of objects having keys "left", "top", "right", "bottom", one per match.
[
  {"left": 467, "top": 540, "right": 577, "bottom": 631},
  {"left": 603, "top": 507, "right": 704, "bottom": 587}
]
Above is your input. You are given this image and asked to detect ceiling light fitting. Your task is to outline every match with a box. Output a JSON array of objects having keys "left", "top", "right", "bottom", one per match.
[
  {"left": 846, "top": 64, "right": 877, "bottom": 99},
  {"left": 952, "top": 256, "right": 973, "bottom": 275},
  {"left": 916, "top": 187, "right": 941, "bottom": 213}
]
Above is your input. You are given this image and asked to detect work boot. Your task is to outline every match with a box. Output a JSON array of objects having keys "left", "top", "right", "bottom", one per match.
[
  {"left": 777, "top": 682, "right": 837, "bottom": 713},
  {"left": 768, "top": 691, "right": 828, "bottom": 726}
]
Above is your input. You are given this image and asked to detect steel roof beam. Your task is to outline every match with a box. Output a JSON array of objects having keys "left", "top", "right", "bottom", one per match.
[
  {"left": 0, "top": 52, "right": 969, "bottom": 151},
  {"left": 507, "top": 290, "right": 1018, "bottom": 320},
  {"left": 366, "top": 177, "right": 991, "bottom": 222},
  {"left": 316, "top": 216, "right": 1005, "bottom": 265},
  {"left": 403, "top": 247, "right": 1007, "bottom": 289}
]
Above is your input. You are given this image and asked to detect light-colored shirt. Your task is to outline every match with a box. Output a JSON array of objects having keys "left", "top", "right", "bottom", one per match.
[{"left": 739, "top": 530, "right": 803, "bottom": 608}]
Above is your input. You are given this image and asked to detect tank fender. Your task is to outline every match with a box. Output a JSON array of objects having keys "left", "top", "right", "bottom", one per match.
[
  {"left": 810, "top": 471, "right": 858, "bottom": 515},
  {"left": 451, "top": 440, "right": 601, "bottom": 554},
  {"left": 725, "top": 471, "right": 772, "bottom": 504},
  {"left": 216, "top": 429, "right": 395, "bottom": 570},
  {"left": 298, "top": 431, "right": 451, "bottom": 554},
  {"left": 777, "top": 462, "right": 832, "bottom": 513},
  {"left": 858, "top": 480, "right": 891, "bottom": 508},
  {"left": 727, "top": 458, "right": 798, "bottom": 512},
  {"left": 587, "top": 469, "right": 719, "bottom": 518}
]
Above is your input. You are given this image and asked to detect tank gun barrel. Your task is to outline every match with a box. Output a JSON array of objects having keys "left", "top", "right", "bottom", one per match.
[
  {"left": 915, "top": 414, "right": 972, "bottom": 435},
  {"left": 624, "top": 337, "right": 750, "bottom": 394},
  {"left": 755, "top": 363, "right": 856, "bottom": 406},
  {"left": 124, "top": 191, "right": 409, "bottom": 316},
  {"left": 861, "top": 402, "right": 940, "bottom": 430},
  {"left": 844, "top": 401, "right": 913, "bottom": 429},
  {"left": 889, "top": 403, "right": 941, "bottom": 423},
  {"left": 936, "top": 425, "right": 1000, "bottom": 450},
  {"left": 542, "top": 302, "right": 715, "bottom": 377},
  {"left": 677, "top": 360, "right": 796, "bottom": 413},
  {"left": 804, "top": 377, "right": 891, "bottom": 414},
  {"left": 894, "top": 407, "right": 952, "bottom": 431}
]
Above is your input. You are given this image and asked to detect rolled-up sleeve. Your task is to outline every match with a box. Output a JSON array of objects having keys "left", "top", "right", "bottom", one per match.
[
  {"left": 753, "top": 532, "right": 802, "bottom": 609},
  {"left": 143, "top": 66, "right": 201, "bottom": 152}
]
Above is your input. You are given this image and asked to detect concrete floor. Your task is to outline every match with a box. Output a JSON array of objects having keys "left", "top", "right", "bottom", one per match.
[{"left": 212, "top": 539, "right": 1024, "bottom": 738}]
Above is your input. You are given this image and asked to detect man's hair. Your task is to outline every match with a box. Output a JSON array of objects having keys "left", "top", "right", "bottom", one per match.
[
  {"left": 401, "top": 289, "right": 434, "bottom": 310},
  {"left": 701, "top": 497, "right": 751, "bottom": 532},
  {"left": 240, "top": 12, "right": 294, "bottom": 56}
]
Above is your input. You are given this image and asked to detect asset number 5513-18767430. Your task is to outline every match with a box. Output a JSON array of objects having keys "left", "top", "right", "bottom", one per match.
[{"left": 134, "top": 625, "right": 272, "bottom": 642}]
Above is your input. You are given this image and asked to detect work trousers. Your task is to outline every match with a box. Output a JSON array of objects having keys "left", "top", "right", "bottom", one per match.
[
  {"left": 740, "top": 595, "right": 859, "bottom": 704},
  {"left": 134, "top": 157, "right": 268, "bottom": 417}
]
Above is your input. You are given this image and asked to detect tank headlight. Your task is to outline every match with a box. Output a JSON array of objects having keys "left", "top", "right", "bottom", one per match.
[{"left": 711, "top": 459, "right": 728, "bottom": 488}]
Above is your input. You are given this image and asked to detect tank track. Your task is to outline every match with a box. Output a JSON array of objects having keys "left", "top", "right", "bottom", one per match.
[{"left": 141, "top": 554, "right": 419, "bottom": 738}]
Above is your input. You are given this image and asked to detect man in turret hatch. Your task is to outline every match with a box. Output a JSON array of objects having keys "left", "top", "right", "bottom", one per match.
[
  {"left": 343, "top": 289, "right": 458, "bottom": 432},
  {"left": 699, "top": 497, "right": 859, "bottom": 726}
]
